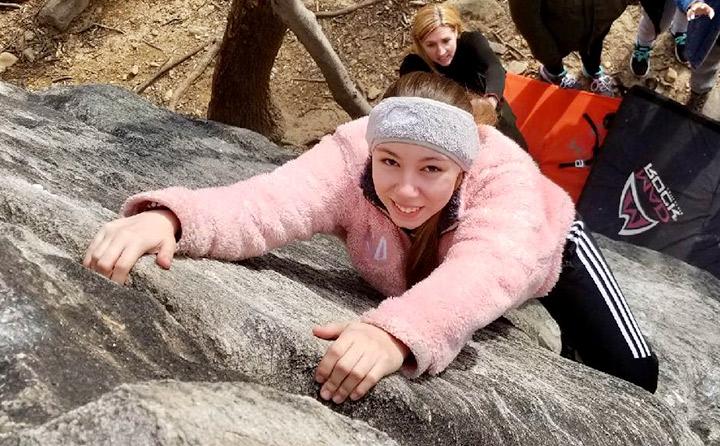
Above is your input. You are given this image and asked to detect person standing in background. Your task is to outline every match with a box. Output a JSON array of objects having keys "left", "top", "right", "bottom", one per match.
[
  {"left": 629, "top": 0, "right": 689, "bottom": 77},
  {"left": 400, "top": 4, "right": 528, "bottom": 149},
  {"left": 676, "top": 0, "right": 719, "bottom": 112},
  {"left": 508, "top": 0, "right": 634, "bottom": 96}
]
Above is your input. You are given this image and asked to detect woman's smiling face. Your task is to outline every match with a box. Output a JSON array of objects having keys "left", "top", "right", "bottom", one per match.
[{"left": 371, "top": 142, "right": 463, "bottom": 229}]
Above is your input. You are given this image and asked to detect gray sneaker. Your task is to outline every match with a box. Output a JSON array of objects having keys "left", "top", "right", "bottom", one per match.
[
  {"left": 585, "top": 68, "right": 616, "bottom": 97},
  {"left": 539, "top": 65, "right": 583, "bottom": 90},
  {"left": 630, "top": 43, "right": 652, "bottom": 77},
  {"left": 673, "top": 32, "right": 689, "bottom": 65}
]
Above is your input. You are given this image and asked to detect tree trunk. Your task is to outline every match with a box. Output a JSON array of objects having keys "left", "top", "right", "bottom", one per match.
[
  {"left": 208, "top": 0, "right": 287, "bottom": 142},
  {"left": 271, "top": 0, "right": 371, "bottom": 118}
]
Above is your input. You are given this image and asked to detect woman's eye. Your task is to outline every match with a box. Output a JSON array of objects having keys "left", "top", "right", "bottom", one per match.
[
  {"left": 422, "top": 165, "right": 442, "bottom": 173},
  {"left": 382, "top": 158, "right": 398, "bottom": 166}
]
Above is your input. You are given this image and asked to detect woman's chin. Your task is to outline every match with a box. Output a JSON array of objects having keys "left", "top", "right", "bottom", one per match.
[
  {"left": 390, "top": 211, "right": 428, "bottom": 230},
  {"left": 397, "top": 222, "right": 421, "bottom": 230}
]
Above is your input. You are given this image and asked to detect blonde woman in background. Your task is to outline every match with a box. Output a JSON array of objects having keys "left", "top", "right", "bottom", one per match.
[{"left": 400, "top": 4, "right": 528, "bottom": 150}]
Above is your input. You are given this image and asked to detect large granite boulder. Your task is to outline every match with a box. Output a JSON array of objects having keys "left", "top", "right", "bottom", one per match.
[
  {"left": 0, "top": 81, "right": 717, "bottom": 445},
  {"left": 4, "top": 381, "right": 398, "bottom": 446}
]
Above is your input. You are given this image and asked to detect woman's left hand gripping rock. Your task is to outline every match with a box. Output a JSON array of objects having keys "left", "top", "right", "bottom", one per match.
[{"left": 312, "top": 321, "right": 409, "bottom": 403}]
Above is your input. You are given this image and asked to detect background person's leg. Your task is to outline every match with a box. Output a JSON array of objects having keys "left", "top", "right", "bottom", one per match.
[
  {"left": 669, "top": 2, "right": 689, "bottom": 63},
  {"left": 636, "top": 0, "right": 683, "bottom": 44},
  {"left": 636, "top": 8, "right": 660, "bottom": 47},
  {"left": 580, "top": 29, "right": 609, "bottom": 76},
  {"left": 580, "top": 28, "right": 616, "bottom": 96},
  {"left": 540, "top": 220, "right": 659, "bottom": 393},
  {"left": 631, "top": 11, "right": 658, "bottom": 76},
  {"left": 670, "top": 4, "right": 688, "bottom": 35},
  {"left": 688, "top": 43, "right": 720, "bottom": 112},
  {"left": 690, "top": 44, "right": 720, "bottom": 95},
  {"left": 631, "top": 1, "right": 680, "bottom": 76},
  {"left": 636, "top": 0, "right": 683, "bottom": 45}
]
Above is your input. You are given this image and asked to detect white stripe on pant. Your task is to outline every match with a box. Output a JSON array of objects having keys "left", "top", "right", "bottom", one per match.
[{"left": 567, "top": 221, "right": 652, "bottom": 359}]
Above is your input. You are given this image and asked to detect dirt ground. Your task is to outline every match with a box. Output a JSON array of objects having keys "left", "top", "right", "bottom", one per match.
[{"left": 0, "top": 0, "right": 694, "bottom": 148}]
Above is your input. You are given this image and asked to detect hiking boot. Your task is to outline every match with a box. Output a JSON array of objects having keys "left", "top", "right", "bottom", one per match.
[
  {"left": 539, "top": 65, "right": 583, "bottom": 89},
  {"left": 585, "top": 67, "right": 617, "bottom": 97},
  {"left": 687, "top": 90, "right": 709, "bottom": 113},
  {"left": 673, "top": 32, "right": 689, "bottom": 64},
  {"left": 630, "top": 43, "right": 652, "bottom": 77}
]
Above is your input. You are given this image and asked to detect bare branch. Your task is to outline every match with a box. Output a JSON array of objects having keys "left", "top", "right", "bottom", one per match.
[
  {"left": 135, "top": 39, "right": 213, "bottom": 94},
  {"left": 91, "top": 22, "right": 126, "bottom": 34},
  {"left": 491, "top": 31, "right": 525, "bottom": 60},
  {"left": 169, "top": 40, "right": 221, "bottom": 111},
  {"left": 142, "top": 40, "right": 165, "bottom": 52},
  {"left": 292, "top": 77, "right": 325, "bottom": 83},
  {"left": 271, "top": 0, "right": 371, "bottom": 118},
  {"left": 314, "top": 0, "right": 382, "bottom": 18}
]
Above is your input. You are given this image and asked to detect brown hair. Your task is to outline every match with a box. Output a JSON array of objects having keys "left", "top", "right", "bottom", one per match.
[
  {"left": 410, "top": 4, "right": 464, "bottom": 72},
  {"left": 381, "top": 72, "right": 495, "bottom": 287}
]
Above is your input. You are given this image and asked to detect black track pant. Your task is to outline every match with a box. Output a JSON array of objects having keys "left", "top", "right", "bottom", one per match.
[
  {"left": 544, "top": 26, "right": 612, "bottom": 77},
  {"left": 540, "top": 219, "right": 659, "bottom": 393}
]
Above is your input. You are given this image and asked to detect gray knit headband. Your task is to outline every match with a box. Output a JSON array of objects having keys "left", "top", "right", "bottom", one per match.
[{"left": 365, "top": 96, "right": 479, "bottom": 171}]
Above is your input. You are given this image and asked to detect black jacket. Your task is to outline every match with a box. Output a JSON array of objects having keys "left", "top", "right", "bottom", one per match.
[
  {"left": 399, "top": 31, "right": 506, "bottom": 99},
  {"left": 398, "top": 31, "right": 528, "bottom": 149},
  {"left": 508, "top": 0, "right": 634, "bottom": 66}
]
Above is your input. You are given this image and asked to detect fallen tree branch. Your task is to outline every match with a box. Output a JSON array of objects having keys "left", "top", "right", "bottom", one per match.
[
  {"left": 168, "top": 40, "right": 220, "bottom": 111},
  {"left": 163, "top": 16, "right": 182, "bottom": 26},
  {"left": 92, "top": 22, "right": 126, "bottom": 34},
  {"left": 271, "top": 0, "right": 371, "bottom": 117},
  {"left": 315, "top": 0, "right": 382, "bottom": 18},
  {"left": 298, "top": 105, "right": 325, "bottom": 117},
  {"left": 491, "top": 30, "right": 525, "bottom": 60},
  {"left": 135, "top": 39, "right": 213, "bottom": 93},
  {"left": 505, "top": 42, "right": 527, "bottom": 59},
  {"left": 142, "top": 40, "right": 164, "bottom": 52},
  {"left": 0, "top": 2, "right": 22, "bottom": 9},
  {"left": 292, "top": 77, "right": 325, "bottom": 83}
]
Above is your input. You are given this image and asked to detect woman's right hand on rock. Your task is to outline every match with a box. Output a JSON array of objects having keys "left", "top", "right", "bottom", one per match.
[{"left": 83, "top": 209, "right": 180, "bottom": 284}]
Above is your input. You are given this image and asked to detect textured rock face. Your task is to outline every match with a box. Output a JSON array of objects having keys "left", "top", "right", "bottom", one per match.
[
  {"left": 0, "top": 81, "right": 717, "bottom": 445},
  {"left": 4, "top": 381, "right": 398, "bottom": 446},
  {"left": 596, "top": 237, "right": 720, "bottom": 445}
]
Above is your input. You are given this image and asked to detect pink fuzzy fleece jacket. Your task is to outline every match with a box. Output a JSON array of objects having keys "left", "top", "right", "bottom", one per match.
[{"left": 122, "top": 117, "right": 575, "bottom": 378}]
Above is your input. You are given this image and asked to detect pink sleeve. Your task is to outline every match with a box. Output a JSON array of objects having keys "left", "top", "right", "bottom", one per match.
[
  {"left": 121, "top": 129, "right": 362, "bottom": 260},
  {"left": 362, "top": 128, "right": 574, "bottom": 378}
]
